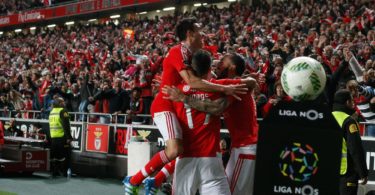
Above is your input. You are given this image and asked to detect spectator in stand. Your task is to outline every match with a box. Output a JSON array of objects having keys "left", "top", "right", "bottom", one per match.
[
  {"left": 0, "top": 94, "right": 15, "bottom": 117},
  {"left": 54, "top": 83, "right": 81, "bottom": 112},
  {"left": 346, "top": 80, "right": 366, "bottom": 118},
  {"left": 266, "top": 57, "right": 283, "bottom": 97},
  {"left": 77, "top": 74, "right": 93, "bottom": 121},
  {"left": 254, "top": 85, "right": 267, "bottom": 118},
  {"left": 5, "top": 119, "right": 23, "bottom": 137},
  {"left": 90, "top": 79, "right": 111, "bottom": 123},
  {"left": 126, "top": 87, "right": 143, "bottom": 124},
  {"left": 354, "top": 71, "right": 375, "bottom": 136},
  {"left": 8, "top": 90, "right": 24, "bottom": 115},
  {"left": 91, "top": 78, "right": 130, "bottom": 123},
  {"left": 138, "top": 56, "right": 154, "bottom": 123},
  {"left": 27, "top": 72, "right": 42, "bottom": 114},
  {"left": 263, "top": 81, "right": 292, "bottom": 117},
  {"left": 22, "top": 94, "right": 33, "bottom": 118}
]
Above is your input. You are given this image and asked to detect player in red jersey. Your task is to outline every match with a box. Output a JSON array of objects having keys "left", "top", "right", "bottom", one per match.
[
  {"left": 214, "top": 53, "right": 259, "bottom": 195},
  {"left": 123, "top": 19, "right": 247, "bottom": 195},
  {"left": 169, "top": 50, "right": 230, "bottom": 194},
  {"left": 162, "top": 52, "right": 257, "bottom": 194},
  {"left": 164, "top": 53, "right": 259, "bottom": 194}
]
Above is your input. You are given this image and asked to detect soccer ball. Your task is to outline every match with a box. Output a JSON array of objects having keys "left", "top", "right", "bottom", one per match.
[
  {"left": 279, "top": 143, "right": 319, "bottom": 182},
  {"left": 281, "top": 57, "right": 326, "bottom": 101}
]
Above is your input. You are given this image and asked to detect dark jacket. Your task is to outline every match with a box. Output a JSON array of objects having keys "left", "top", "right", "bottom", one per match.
[
  {"left": 60, "top": 108, "right": 73, "bottom": 140},
  {"left": 80, "top": 74, "right": 94, "bottom": 101},
  {"left": 333, "top": 104, "right": 368, "bottom": 180},
  {"left": 5, "top": 125, "right": 23, "bottom": 137},
  {"left": 323, "top": 61, "right": 351, "bottom": 108},
  {"left": 93, "top": 88, "right": 130, "bottom": 114},
  {"left": 55, "top": 88, "right": 81, "bottom": 112}
]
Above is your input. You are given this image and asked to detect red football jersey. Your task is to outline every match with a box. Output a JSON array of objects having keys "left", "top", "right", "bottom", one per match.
[
  {"left": 173, "top": 83, "right": 222, "bottom": 157},
  {"left": 151, "top": 44, "right": 192, "bottom": 115},
  {"left": 212, "top": 79, "right": 259, "bottom": 147}
]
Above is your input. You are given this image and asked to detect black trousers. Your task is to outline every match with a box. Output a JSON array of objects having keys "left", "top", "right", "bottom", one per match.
[
  {"left": 339, "top": 176, "right": 358, "bottom": 195},
  {"left": 51, "top": 138, "right": 71, "bottom": 175},
  {"left": 51, "top": 138, "right": 66, "bottom": 161}
]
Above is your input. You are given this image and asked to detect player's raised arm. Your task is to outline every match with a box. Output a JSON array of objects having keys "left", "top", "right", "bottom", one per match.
[
  {"left": 162, "top": 85, "right": 229, "bottom": 116},
  {"left": 179, "top": 64, "right": 247, "bottom": 101},
  {"left": 239, "top": 76, "right": 258, "bottom": 90}
]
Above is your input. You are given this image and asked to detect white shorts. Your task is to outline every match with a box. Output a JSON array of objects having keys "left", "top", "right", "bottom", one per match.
[
  {"left": 173, "top": 155, "right": 230, "bottom": 195},
  {"left": 153, "top": 111, "right": 182, "bottom": 141},
  {"left": 226, "top": 144, "right": 257, "bottom": 195}
]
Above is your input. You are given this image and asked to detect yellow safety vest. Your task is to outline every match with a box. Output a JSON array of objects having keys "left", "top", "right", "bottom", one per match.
[
  {"left": 49, "top": 107, "right": 64, "bottom": 138},
  {"left": 332, "top": 111, "right": 350, "bottom": 175}
]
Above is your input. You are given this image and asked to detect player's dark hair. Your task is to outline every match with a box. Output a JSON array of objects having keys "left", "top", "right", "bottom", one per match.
[
  {"left": 229, "top": 53, "right": 246, "bottom": 76},
  {"left": 191, "top": 50, "right": 212, "bottom": 77},
  {"left": 175, "top": 18, "right": 197, "bottom": 41}
]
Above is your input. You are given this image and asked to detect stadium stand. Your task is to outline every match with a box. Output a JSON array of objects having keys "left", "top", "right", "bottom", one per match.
[{"left": 0, "top": 0, "right": 373, "bottom": 126}]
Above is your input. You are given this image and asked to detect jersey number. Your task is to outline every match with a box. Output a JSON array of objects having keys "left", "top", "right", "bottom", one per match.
[{"left": 184, "top": 104, "right": 210, "bottom": 129}]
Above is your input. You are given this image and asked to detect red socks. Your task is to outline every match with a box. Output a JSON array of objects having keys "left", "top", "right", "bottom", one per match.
[
  {"left": 130, "top": 150, "right": 170, "bottom": 185},
  {"left": 154, "top": 160, "right": 176, "bottom": 187}
]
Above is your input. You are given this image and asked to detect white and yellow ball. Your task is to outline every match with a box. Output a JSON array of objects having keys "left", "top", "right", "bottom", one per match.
[{"left": 281, "top": 57, "right": 326, "bottom": 101}]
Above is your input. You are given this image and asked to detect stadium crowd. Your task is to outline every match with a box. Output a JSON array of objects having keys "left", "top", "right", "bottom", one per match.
[{"left": 0, "top": 0, "right": 374, "bottom": 127}]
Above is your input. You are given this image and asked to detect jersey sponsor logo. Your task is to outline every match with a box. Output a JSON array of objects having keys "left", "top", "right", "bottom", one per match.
[
  {"left": 182, "top": 85, "right": 190, "bottom": 92},
  {"left": 191, "top": 93, "right": 209, "bottom": 100}
]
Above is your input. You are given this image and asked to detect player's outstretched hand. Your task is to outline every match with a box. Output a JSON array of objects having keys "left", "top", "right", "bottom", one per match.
[
  {"left": 223, "top": 84, "right": 248, "bottom": 101},
  {"left": 162, "top": 86, "right": 185, "bottom": 102}
]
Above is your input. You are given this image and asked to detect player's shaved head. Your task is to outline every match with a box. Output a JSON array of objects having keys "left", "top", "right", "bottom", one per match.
[{"left": 191, "top": 50, "right": 212, "bottom": 78}]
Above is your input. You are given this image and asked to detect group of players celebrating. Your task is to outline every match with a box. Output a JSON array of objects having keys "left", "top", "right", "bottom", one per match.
[{"left": 123, "top": 18, "right": 259, "bottom": 195}]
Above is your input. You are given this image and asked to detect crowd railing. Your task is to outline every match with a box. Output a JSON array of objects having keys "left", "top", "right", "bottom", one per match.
[{"left": 0, "top": 108, "right": 372, "bottom": 135}]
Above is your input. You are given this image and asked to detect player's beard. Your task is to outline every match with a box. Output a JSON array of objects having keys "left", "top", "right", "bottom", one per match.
[{"left": 217, "top": 68, "right": 229, "bottom": 79}]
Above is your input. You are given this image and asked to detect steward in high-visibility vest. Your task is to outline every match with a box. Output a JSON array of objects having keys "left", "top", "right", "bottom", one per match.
[
  {"left": 332, "top": 89, "right": 367, "bottom": 195},
  {"left": 49, "top": 97, "right": 72, "bottom": 177}
]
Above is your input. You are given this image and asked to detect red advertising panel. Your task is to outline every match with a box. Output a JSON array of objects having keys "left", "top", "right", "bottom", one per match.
[
  {"left": 137, "top": 0, "right": 163, "bottom": 3},
  {"left": 114, "top": 127, "right": 136, "bottom": 155},
  {"left": 17, "top": 10, "right": 47, "bottom": 23},
  {"left": 0, "top": 0, "right": 163, "bottom": 28},
  {"left": 22, "top": 150, "right": 49, "bottom": 171},
  {"left": 86, "top": 124, "right": 109, "bottom": 153}
]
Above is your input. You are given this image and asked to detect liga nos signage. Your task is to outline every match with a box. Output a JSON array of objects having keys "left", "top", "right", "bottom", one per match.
[{"left": 254, "top": 101, "right": 342, "bottom": 195}]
